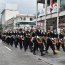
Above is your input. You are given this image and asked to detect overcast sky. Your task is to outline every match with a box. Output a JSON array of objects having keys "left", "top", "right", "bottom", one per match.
[{"left": 0, "top": 0, "right": 37, "bottom": 14}]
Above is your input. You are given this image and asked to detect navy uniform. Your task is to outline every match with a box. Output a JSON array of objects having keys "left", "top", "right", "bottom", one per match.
[
  {"left": 37, "top": 37, "right": 45, "bottom": 56},
  {"left": 57, "top": 33, "right": 65, "bottom": 51},
  {"left": 46, "top": 37, "right": 57, "bottom": 55},
  {"left": 18, "top": 36, "right": 23, "bottom": 49},
  {"left": 33, "top": 36, "right": 38, "bottom": 55},
  {"left": 42, "top": 35, "right": 47, "bottom": 51},
  {"left": 10, "top": 35, "right": 14, "bottom": 46},
  {"left": 14, "top": 35, "right": 19, "bottom": 48}
]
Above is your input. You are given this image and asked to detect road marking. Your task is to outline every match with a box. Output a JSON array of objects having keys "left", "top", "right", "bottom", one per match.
[{"left": 4, "top": 46, "right": 12, "bottom": 51}]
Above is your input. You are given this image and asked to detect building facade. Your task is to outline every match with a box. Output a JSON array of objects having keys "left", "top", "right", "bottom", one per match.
[
  {"left": 6, "top": 14, "right": 36, "bottom": 31},
  {"left": 37, "top": 0, "right": 65, "bottom": 33},
  {"left": 1, "top": 4, "right": 19, "bottom": 32},
  {"left": 1, "top": 9, "right": 19, "bottom": 25}
]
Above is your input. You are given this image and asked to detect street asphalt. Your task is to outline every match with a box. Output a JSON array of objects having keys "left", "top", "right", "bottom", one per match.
[{"left": 0, "top": 39, "right": 65, "bottom": 65}]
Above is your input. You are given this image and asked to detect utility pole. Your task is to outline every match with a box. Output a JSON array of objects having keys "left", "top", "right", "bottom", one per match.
[
  {"left": 45, "top": 0, "right": 47, "bottom": 32},
  {"left": 36, "top": 0, "right": 38, "bottom": 27},
  {"left": 57, "top": 0, "right": 60, "bottom": 33}
]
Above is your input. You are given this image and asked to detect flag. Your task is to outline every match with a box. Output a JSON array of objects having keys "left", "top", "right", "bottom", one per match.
[{"left": 50, "top": 0, "right": 54, "bottom": 12}]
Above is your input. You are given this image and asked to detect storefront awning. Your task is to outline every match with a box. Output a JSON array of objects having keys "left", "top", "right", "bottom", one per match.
[{"left": 16, "top": 22, "right": 36, "bottom": 25}]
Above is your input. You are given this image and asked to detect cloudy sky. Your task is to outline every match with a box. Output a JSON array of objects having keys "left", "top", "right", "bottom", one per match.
[{"left": 0, "top": 0, "right": 37, "bottom": 14}]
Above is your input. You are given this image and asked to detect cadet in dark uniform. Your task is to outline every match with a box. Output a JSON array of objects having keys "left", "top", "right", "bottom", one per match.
[
  {"left": 23, "top": 33, "right": 28, "bottom": 51},
  {"left": 23, "top": 33, "right": 33, "bottom": 52},
  {"left": 10, "top": 35, "right": 14, "bottom": 46},
  {"left": 14, "top": 35, "right": 19, "bottom": 48},
  {"left": 46, "top": 36, "right": 57, "bottom": 55},
  {"left": 33, "top": 36, "right": 45, "bottom": 56},
  {"left": 6, "top": 36, "right": 10, "bottom": 45},
  {"left": 18, "top": 36, "right": 23, "bottom": 49},
  {"left": 37, "top": 36, "right": 45, "bottom": 56},
  {"left": 33, "top": 36, "right": 38, "bottom": 55},
  {"left": 57, "top": 33, "right": 65, "bottom": 51},
  {"left": 42, "top": 35, "right": 47, "bottom": 51}
]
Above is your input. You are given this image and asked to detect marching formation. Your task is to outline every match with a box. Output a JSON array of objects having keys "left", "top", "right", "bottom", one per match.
[{"left": 1, "top": 29, "right": 65, "bottom": 56}]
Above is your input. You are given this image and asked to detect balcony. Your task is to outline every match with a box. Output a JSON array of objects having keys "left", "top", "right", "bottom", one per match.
[{"left": 37, "top": 10, "right": 65, "bottom": 21}]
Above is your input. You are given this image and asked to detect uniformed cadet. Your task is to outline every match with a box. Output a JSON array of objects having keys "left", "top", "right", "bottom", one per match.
[
  {"left": 33, "top": 36, "right": 39, "bottom": 55},
  {"left": 57, "top": 33, "right": 65, "bottom": 51},
  {"left": 42, "top": 35, "right": 47, "bottom": 51},
  {"left": 10, "top": 35, "right": 14, "bottom": 46},
  {"left": 6, "top": 35, "right": 10, "bottom": 45},
  {"left": 46, "top": 36, "right": 57, "bottom": 55},
  {"left": 14, "top": 35, "right": 19, "bottom": 48},
  {"left": 37, "top": 36, "right": 45, "bottom": 56},
  {"left": 18, "top": 35, "right": 23, "bottom": 49}
]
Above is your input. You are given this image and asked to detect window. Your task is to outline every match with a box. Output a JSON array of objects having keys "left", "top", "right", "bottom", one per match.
[
  {"left": 23, "top": 17, "right": 26, "bottom": 20},
  {"left": 30, "top": 18, "right": 33, "bottom": 21},
  {"left": 21, "top": 17, "right": 22, "bottom": 20},
  {"left": 13, "top": 20, "right": 14, "bottom": 21}
]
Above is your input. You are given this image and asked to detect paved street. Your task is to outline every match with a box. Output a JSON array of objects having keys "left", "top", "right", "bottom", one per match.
[{"left": 0, "top": 39, "right": 65, "bottom": 65}]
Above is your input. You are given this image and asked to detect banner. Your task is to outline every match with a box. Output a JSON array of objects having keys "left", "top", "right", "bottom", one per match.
[{"left": 50, "top": 0, "right": 54, "bottom": 12}]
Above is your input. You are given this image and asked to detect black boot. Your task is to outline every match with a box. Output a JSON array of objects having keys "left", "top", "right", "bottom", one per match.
[
  {"left": 41, "top": 52, "right": 45, "bottom": 56},
  {"left": 63, "top": 49, "right": 65, "bottom": 52},
  {"left": 53, "top": 50, "right": 57, "bottom": 55},
  {"left": 33, "top": 52, "right": 36, "bottom": 55},
  {"left": 45, "top": 51, "right": 48, "bottom": 53}
]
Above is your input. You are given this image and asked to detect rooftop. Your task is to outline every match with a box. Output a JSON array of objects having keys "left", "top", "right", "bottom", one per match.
[{"left": 16, "top": 14, "right": 34, "bottom": 17}]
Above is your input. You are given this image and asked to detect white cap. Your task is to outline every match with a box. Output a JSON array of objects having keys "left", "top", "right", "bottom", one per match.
[
  {"left": 52, "top": 38, "right": 54, "bottom": 40},
  {"left": 37, "top": 36, "right": 40, "bottom": 39}
]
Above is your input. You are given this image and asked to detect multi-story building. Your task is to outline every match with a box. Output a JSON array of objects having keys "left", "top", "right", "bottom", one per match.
[
  {"left": 6, "top": 14, "right": 36, "bottom": 31},
  {"left": 37, "top": 0, "right": 65, "bottom": 33},
  {"left": 1, "top": 4, "right": 19, "bottom": 31}
]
